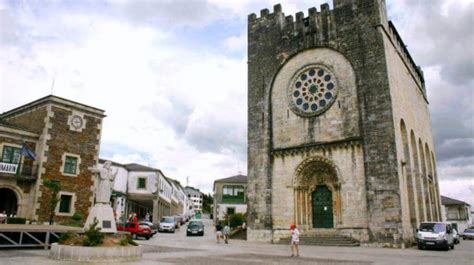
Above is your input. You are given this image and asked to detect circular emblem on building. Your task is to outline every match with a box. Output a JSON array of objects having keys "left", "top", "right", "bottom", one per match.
[
  {"left": 71, "top": 115, "right": 84, "bottom": 129},
  {"left": 288, "top": 65, "right": 338, "bottom": 117}
]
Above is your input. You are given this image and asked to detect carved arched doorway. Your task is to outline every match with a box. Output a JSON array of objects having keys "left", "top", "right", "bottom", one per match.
[
  {"left": 0, "top": 188, "right": 18, "bottom": 216},
  {"left": 294, "top": 156, "right": 342, "bottom": 230}
]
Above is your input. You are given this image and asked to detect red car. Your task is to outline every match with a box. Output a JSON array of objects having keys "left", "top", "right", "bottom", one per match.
[{"left": 117, "top": 222, "right": 152, "bottom": 240}]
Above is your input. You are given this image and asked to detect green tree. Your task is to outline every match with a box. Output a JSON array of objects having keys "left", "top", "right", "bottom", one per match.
[
  {"left": 43, "top": 179, "right": 61, "bottom": 225},
  {"left": 202, "top": 193, "right": 213, "bottom": 214}
]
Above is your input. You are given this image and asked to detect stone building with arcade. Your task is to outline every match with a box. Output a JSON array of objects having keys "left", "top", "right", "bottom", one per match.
[
  {"left": 0, "top": 95, "right": 105, "bottom": 223},
  {"left": 247, "top": 0, "right": 442, "bottom": 246}
]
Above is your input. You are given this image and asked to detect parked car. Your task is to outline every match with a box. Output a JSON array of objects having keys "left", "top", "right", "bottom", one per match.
[
  {"left": 117, "top": 222, "right": 152, "bottom": 240},
  {"left": 178, "top": 215, "right": 186, "bottom": 225},
  {"left": 140, "top": 221, "right": 158, "bottom": 235},
  {"left": 453, "top": 229, "right": 460, "bottom": 244},
  {"left": 173, "top": 215, "right": 182, "bottom": 228},
  {"left": 186, "top": 220, "right": 204, "bottom": 236},
  {"left": 462, "top": 228, "right": 474, "bottom": 240},
  {"left": 417, "top": 222, "right": 455, "bottom": 250},
  {"left": 159, "top": 216, "right": 176, "bottom": 233}
]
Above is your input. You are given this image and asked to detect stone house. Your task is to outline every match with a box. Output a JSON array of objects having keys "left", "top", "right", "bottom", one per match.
[
  {"left": 441, "top": 196, "right": 472, "bottom": 234},
  {"left": 0, "top": 95, "right": 105, "bottom": 223},
  {"left": 247, "top": 0, "right": 442, "bottom": 247},
  {"left": 213, "top": 175, "right": 247, "bottom": 223}
]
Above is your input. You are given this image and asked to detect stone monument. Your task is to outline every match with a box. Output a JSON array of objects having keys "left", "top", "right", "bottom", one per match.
[{"left": 84, "top": 160, "right": 118, "bottom": 233}]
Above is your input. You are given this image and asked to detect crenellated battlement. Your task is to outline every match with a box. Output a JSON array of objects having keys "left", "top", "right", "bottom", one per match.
[
  {"left": 248, "top": 1, "right": 425, "bottom": 97},
  {"left": 248, "top": 3, "right": 336, "bottom": 45}
]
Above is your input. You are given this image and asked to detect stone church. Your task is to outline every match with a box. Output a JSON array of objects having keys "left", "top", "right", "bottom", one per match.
[{"left": 247, "top": 0, "right": 442, "bottom": 246}]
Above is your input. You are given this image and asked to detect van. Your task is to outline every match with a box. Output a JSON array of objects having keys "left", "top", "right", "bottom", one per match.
[{"left": 417, "top": 222, "right": 455, "bottom": 250}]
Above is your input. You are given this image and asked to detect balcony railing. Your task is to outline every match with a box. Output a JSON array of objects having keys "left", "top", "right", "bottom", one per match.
[
  {"left": 222, "top": 195, "right": 245, "bottom": 204},
  {"left": 0, "top": 162, "right": 38, "bottom": 179}
]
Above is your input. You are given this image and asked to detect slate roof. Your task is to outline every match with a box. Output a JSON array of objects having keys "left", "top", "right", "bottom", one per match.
[
  {"left": 124, "top": 163, "right": 160, "bottom": 172},
  {"left": 441, "top": 195, "right": 470, "bottom": 206},
  {"left": 214, "top": 174, "right": 247, "bottom": 183}
]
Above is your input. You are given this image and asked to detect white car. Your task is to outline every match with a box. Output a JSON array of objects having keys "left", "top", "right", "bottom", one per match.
[{"left": 158, "top": 216, "right": 176, "bottom": 233}]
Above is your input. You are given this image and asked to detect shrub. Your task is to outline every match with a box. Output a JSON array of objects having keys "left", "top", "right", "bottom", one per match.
[
  {"left": 60, "top": 221, "right": 83, "bottom": 227},
  {"left": 7, "top": 217, "right": 27, "bottom": 224},
  {"left": 119, "top": 235, "right": 138, "bottom": 246},
  {"left": 72, "top": 212, "right": 83, "bottom": 222},
  {"left": 229, "top": 213, "right": 245, "bottom": 228},
  {"left": 60, "top": 212, "right": 84, "bottom": 227},
  {"left": 58, "top": 231, "right": 76, "bottom": 244},
  {"left": 82, "top": 218, "right": 104, "bottom": 247}
]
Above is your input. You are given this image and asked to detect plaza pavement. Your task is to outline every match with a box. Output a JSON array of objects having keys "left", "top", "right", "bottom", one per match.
[{"left": 0, "top": 216, "right": 472, "bottom": 265}]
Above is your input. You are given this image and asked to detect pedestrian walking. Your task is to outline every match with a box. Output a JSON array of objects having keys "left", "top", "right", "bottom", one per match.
[
  {"left": 215, "top": 221, "right": 223, "bottom": 243},
  {"left": 290, "top": 224, "right": 300, "bottom": 257},
  {"left": 223, "top": 224, "right": 231, "bottom": 244}
]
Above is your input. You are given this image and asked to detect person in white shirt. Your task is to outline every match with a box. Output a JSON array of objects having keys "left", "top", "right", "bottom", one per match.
[
  {"left": 0, "top": 211, "right": 6, "bottom": 224},
  {"left": 290, "top": 224, "right": 300, "bottom": 257},
  {"left": 223, "top": 225, "right": 231, "bottom": 244}
]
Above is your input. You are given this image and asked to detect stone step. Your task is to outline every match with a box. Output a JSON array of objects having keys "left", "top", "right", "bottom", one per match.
[
  {"left": 300, "top": 235, "right": 354, "bottom": 238},
  {"left": 275, "top": 233, "right": 360, "bottom": 247},
  {"left": 274, "top": 240, "right": 360, "bottom": 247},
  {"left": 280, "top": 239, "right": 359, "bottom": 243},
  {"left": 299, "top": 238, "right": 356, "bottom": 242}
]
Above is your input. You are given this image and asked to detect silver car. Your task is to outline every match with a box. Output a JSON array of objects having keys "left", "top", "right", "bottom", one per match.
[
  {"left": 159, "top": 216, "right": 176, "bottom": 233},
  {"left": 462, "top": 228, "right": 474, "bottom": 240}
]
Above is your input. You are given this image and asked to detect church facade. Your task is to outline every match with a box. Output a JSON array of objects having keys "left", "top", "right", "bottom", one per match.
[{"left": 247, "top": 0, "right": 442, "bottom": 246}]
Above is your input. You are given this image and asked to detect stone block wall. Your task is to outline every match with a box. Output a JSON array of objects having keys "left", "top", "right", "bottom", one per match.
[
  {"left": 247, "top": 0, "right": 432, "bottom": 245},
  {"left": 37, "top": 105, "right": 102, "bottom": 222},
  {"left": 2, "top": 97, "right": 105, "bottom": 223},
  {"left": 4, "top": 106, "right": 48, "bottom": 134},
  {"left": 383, "top": 20, "right": 442, "bottom": 238},
  {"left": 271, "top": 144, "right": 368, "bottom": 241},
  {"left": 271, "top": 48, "right": 359, "bottom": 148}
]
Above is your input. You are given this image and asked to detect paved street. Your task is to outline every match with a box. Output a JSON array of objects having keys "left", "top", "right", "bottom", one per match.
[{"left": 1, "top": 217, "right": 473, "bottom": 265}]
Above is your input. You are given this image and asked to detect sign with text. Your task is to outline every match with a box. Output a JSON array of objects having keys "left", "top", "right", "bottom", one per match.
[{"left": 0, "top": 162, "right": 18, "bottom": 174}]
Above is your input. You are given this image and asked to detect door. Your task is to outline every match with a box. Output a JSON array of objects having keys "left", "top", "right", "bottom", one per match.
[
  {"left": 312, "top": 185, "right": 333, "bottom": 228},
  {"left": 0, "top": 188, "right": 18, "bottom": 216}
]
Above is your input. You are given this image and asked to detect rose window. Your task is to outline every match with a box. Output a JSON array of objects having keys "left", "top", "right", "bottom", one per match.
[{"left": 289, "top": 65, "right": 338, "bottom": 116}]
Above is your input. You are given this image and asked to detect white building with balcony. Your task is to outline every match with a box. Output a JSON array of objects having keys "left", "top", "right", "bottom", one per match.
[
  {"left": 441, "top": 195, "right": 472, "bottom": 234},
  {"left": 98, "top": 159, "right": 183, "bottom": 223},
  {"left": 184, "top": 186, "right": 203, "bottom": 213}
]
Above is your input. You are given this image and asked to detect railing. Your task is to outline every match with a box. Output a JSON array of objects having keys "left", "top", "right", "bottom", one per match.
[
  {"left": 0, "top": 162, "right": 38, "bottom": 179},
  {"left": 0, "top": 224, "right": 82, "bottom": 249},
  {"left": 222, "top": 196, "right": 245, "bottom": 204}
]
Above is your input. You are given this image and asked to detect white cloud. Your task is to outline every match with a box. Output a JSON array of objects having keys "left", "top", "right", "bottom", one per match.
[
  {"left": 1, "top": 0, "right": 471, "bottom": 200},
  {"left": 224, "top": 33, "right": 246, "bottom": 53},
  {"left": 439, "top": 179, "right": 474, "bottom": 207}
]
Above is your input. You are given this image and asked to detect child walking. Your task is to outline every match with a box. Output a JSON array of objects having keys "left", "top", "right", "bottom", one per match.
[{"left": 290, "top": 224, "right": 300, "bottom": 257}]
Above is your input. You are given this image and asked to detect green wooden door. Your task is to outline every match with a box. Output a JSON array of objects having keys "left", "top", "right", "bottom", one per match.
[{"left": 312, "top": 185, "right": 333, "bottom": 228}]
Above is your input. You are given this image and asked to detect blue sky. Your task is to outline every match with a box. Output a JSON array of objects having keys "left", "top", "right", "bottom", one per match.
[{"left": 1, "top": 0, "right": 472, "bottom": 205}]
